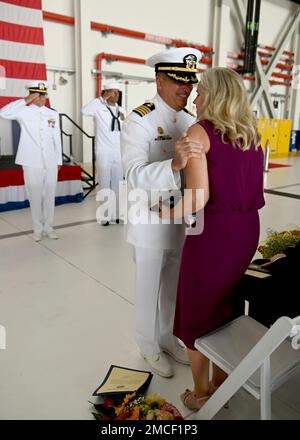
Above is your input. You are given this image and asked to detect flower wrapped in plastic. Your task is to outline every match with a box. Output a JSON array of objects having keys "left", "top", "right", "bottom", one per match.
[{"left": 92, "top": 392, "right": 183, "bottom": 420}]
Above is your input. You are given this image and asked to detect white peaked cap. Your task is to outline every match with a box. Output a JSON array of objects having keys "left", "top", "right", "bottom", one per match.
[
  {"left": 146, "top": 47, "right": 202, "bottom": 84},
  {"left": 146, "top": 47, "right": 202, "bottom": 68},
  {"left": 26, "top": 80, "right": 49, "bottom": 93},
  {"left": 102, "top": 82, "right": 122, "bottom": 91}
]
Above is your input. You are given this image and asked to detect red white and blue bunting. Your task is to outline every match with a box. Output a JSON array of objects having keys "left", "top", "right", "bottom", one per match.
[{"left": 0, "top": 165, "right": 83, "bottom": 212}]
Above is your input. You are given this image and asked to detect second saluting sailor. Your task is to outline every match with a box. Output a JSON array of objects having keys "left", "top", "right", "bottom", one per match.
[
  {"left": 0, "top": 81, "right": 62, "bottom": 242},
  {"left": 121, "top": 47, "right": 203, "bottom": 377},
  {"left": 82, "top": 82, "right": 125, "bottom": 224}
]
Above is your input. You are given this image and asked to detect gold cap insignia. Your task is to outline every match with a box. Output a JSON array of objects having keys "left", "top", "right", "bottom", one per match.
[
  {"left": 184, "top": 54, "right": 197, "bottom": 70},
  {"left": 158, "top": 127, "right": 164, "bottom": 135}
]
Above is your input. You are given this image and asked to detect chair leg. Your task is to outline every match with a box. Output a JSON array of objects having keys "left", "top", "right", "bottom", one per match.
[{"left": 260, "top": 357, "right": 271, "bottom": 420}]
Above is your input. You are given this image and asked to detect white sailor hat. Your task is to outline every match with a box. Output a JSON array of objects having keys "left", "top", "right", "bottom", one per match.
[
  {"left": 102, "top": 82, "right": 122, "bottom": 91},
  {"left": 26, "top": 80, "right": 48, "bottom": 94},
  {"left": 146, "top": 47, "right": 202, "bottom": 84}
]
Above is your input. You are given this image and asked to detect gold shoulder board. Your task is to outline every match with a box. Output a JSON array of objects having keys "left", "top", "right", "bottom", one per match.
[
  {"left": 183, "top": 108, "right": 196, "bottom": 117},
  {"left": 133, "top": 102, "right": 155, "bottom": 117}
]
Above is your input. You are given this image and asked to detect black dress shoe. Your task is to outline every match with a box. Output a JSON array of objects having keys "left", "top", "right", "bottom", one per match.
[
  {"left": 116, "top": 219, "right": 120, "bottom": 224},
  {"left": 101, "top": 221, "right": 110, "bottom": 226}
]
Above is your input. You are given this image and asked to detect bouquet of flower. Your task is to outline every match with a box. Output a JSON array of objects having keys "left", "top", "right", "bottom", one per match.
[
  {"left": 92, "top": 392, "right": 183, "bottom": 420},
  {"left": 258, "top": 227, "right": 300, "bottom": 259}
]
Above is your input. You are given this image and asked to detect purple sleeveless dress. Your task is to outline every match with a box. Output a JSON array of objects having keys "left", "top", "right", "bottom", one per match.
[{"left": 174, "top": 120, "right": 265, "bottom": 349}]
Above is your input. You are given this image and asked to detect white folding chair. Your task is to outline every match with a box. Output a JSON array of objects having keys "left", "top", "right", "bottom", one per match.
[{"left": 193, "top": 315, "right": 300, "bottom": 420}]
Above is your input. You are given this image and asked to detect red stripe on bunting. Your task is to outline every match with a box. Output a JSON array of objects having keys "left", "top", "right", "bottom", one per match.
[
  {"left": 58, "top": 166, "right": 82, "bottom": 182},
  {"left": 0, "top": 96, "right": 50, "bottom": 108},
  {"left": 0, "top": 59, "right": 46, "bottom": 80},
  {"left": 0, "top": 21, "right": 44, "bottom": 45},
  {"left": 0, "top": 166, "right": 82, "bottom": 188},
  {"left": 0, "top": 169, "right": 24, "bottom": 187},
  {"left": 0, "top": 0, "right": 42, "bottom": 9}
]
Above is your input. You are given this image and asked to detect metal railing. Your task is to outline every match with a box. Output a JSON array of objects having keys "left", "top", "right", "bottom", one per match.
[{"left": 59, "top": 113, "right": 97, "bottom": 198}]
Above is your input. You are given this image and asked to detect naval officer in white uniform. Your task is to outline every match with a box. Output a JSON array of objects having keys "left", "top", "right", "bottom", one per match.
[
  {"left": 82, "top": 82, "right": 125, "bottom": 224},
  {"left": 121, "top": 47, "right": 203, "bottom": 377},
  {"left": 0, "top": 81, "right": 62, "bottom": 241}
]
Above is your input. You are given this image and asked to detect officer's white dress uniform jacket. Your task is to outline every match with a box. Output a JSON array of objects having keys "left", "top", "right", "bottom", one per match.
[
  {"left": 81, "top": 97, "right": 124, "bottom": 154},
  {"left": 121, "top": 94, "right": 195, "bottom": 249},
  {"left": 0, "top": 99, "right": 62, "bottom": 168}
]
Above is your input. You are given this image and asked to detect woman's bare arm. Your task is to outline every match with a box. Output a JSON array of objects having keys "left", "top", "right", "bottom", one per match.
[
  {"left": 184, "top": 123, "right": 210, "bottom": 213},
  {"left": 160, "top": 123, "right": 210, "bottom": 219}
]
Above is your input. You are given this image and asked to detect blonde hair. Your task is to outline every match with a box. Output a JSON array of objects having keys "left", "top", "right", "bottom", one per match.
[{"left": 199, "top": 67, "right": 260, "bottom": 150}]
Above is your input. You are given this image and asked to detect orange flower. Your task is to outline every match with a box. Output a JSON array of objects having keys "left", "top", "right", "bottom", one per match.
[
  {"left": 115, "top": 392, "right": 136, "bottom": 416},
  {"left": 127, "top": 407, "right": 140, "bottom": 420}
]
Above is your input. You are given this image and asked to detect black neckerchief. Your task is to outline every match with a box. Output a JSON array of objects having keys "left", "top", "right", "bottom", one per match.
[{"left": 105, "top": 103, "right": 121, "bottom": 131}]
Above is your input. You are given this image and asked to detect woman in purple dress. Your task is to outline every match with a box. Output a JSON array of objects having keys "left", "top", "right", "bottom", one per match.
[{"left": 161, "top": 67, "right": 265, "bottom": 410}]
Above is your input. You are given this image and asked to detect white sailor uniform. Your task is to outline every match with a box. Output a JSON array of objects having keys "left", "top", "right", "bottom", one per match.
[
  {"left": 121, "top": 93, "right": 195, "bottom": 355},
  {"left": 0, "top": 99, "right": 62, "bottom": 236},
  {"left": 81, "top": 97, "right": 125, "bottom": 220}
]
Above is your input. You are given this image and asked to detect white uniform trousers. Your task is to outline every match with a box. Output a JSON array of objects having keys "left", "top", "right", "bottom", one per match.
[
  {"left": 134, "top": 246, "right": 182, "bottom": 355},
  {"left": 96, "top": 150, "right": 123, "bottom": 220},
  {"left": 23, "top": 166, "right": 58, "bottom": 235}
]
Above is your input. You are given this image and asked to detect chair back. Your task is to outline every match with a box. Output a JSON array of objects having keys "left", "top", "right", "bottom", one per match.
[{"left": 194, "top": 315, "right": 300, "bottom": 419}]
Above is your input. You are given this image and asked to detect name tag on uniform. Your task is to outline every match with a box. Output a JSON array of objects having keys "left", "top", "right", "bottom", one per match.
[
  {"left": 155, "top": 135, "right": 172, "bottom": 141},
  {"left": 48, "top": 118, "right": 56, "bottom": 128}
]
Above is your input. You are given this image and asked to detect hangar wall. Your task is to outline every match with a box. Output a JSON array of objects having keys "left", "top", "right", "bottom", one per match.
[{"left": 1, "top": 0, "right": 298, "bottom": 161}]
